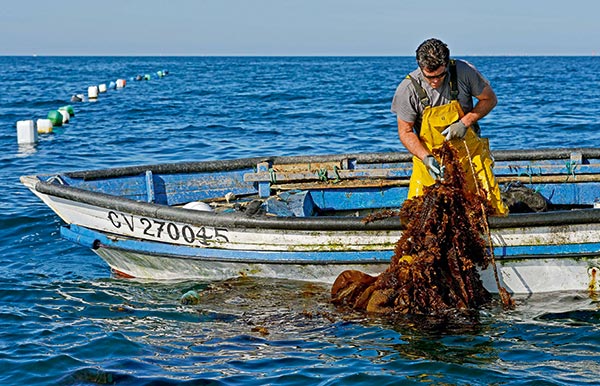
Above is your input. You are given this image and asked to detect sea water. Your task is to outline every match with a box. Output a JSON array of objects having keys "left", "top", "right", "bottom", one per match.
[{"left": 1, "top": 56, "right": 600, "bottom": 385}]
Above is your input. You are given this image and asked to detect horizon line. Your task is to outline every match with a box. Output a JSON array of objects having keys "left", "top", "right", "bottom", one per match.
[{"left": 4, "top": 53, "right": 598, "bottom": 58}]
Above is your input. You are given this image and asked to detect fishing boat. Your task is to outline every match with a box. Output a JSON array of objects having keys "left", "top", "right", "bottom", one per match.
[{"left": 21, "top": 148, "right": 600, "bottom": 294}]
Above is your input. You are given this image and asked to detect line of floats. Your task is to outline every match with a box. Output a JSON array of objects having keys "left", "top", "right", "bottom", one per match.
[{"left": 15, "top": 70, "right": 169, "bottom": 146}]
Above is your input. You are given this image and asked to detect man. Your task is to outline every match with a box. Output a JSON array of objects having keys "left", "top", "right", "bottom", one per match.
[{"left": 391, "top": 38, "right": 507, "bottom": 215}]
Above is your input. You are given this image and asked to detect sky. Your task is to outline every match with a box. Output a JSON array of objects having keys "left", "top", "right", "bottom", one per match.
[{"left": 2, "top": 0, "right": 598, "bottom": 56}]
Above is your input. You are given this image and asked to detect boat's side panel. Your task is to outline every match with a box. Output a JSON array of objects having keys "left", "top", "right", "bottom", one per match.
[
  {"left": 492, "top": 222, "right": 600, "bottom": 256},
  {"left": 479, "top": 258, "right": 600, "bottom": 294},
  {"left": 61, "top": 225, "right": 396, "bottom": 263},
  {"left": 91, "top": 243, "right": 600, "bottom": 294},
  {"left": 42, "top": 193, "right": 401, "bottom": 252},
  {"left": 59, "top": 221, "right": 600, "bottom": 294},
  {"left": 309, "top": 187, "right": 408, "bottom": 211},
  {"left": 538, "top": 182, "right": 600, "bottom": 206},
  {"left": 94, "top": 247, "right": 388, "bottom": 284},
  {"left": 61, "top": 169, "right": 258, "bottom": 206},
  {"left": 40, "top": 189, "right": 600, "bottom": 260}
]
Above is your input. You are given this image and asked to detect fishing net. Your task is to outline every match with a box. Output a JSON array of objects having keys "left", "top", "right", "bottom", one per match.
[{"left": 331, "top": 143, "right": 513, "bottom": 315}]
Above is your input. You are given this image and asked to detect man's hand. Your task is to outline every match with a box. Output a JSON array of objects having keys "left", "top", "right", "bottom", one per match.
[
  {"left": 423, "top": 155, "right": 443, "bottom": 180},
  {"left": 441, "top": 120, "right": 467, "bottom": 141}
]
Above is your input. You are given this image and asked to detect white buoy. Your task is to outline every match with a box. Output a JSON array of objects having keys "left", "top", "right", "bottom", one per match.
[
  {"left": 57, "top": 108, "right": 70, "bottom": 124},
  {"left": 98, "top": 83, "right": 107, "bottom": 93},
  {"left": 16, "top": 120, "right": 38, "bottom": 144},
  {"left": 116, "top": 79, "right": 126, "bottom": 88},
  {"left": 36, "top": 119, "right": 53, "bottom": 134},
  {"left": 88, "top": 85, "right": 99, "bottom": 100}
]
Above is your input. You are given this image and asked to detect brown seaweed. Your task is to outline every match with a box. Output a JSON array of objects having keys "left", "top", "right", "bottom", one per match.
[{"left": 332, "top": 143, "right": 513, "bottom": 316}]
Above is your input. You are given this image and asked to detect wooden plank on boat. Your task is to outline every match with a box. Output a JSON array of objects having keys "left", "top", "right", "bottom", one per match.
[
  {"left": 496, "top": 174, "right": 600, "bottom": 184},
  {"left": 244, "top": 168, "right": 413, "bottom": 183},
  {"left": 267, "top": 160, "right": 349, "bottom": 173},
  {"left": 271, "top": 179, "right": 410, "bottom": 191},
  {"left": 246, "top": 168, "right": 600, "bottom": 186}
]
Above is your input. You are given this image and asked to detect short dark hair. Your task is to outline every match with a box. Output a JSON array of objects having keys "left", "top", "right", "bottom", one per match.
[{"left": 416, "top": 38, "right": 450, "bottom": 71}]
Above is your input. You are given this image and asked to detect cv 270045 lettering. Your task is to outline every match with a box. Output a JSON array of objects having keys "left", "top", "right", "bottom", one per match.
[{"left": 107, "top": 211, "right": 229, "bottom": 246}]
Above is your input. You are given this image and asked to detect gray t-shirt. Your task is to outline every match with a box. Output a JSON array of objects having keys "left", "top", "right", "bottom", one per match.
[{"left": 391, "top": 59, "right": 490, "bottom": 132}]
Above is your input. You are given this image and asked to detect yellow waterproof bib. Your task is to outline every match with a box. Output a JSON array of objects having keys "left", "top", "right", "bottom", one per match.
[{"left": 408, "top": 100, "right": 508, "bottom": 216}]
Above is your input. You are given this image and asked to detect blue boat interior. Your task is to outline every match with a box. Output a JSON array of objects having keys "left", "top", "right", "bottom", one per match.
[{"left": 39, "top": 151, "right": 600, "bottom": 217}]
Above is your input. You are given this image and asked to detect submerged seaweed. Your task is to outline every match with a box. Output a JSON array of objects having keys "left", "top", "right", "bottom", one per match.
[{"left": 332, "top": 143, "right": 513, "bottom": 316}]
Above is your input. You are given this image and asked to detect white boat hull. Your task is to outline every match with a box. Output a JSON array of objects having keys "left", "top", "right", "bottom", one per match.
[
  {"left": 87, "top": 239, "right": 600, "bottom": 295},
  {"left": 22, "top": 147, "right": 600, "bottom": 294}
]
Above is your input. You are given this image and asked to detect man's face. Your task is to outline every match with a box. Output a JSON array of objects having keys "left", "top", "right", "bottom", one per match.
[{"left": 421, "top": 65, "right": 447, "bottom": 89}]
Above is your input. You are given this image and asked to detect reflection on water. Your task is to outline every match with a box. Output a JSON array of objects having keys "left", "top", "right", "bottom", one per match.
[{"left": 17, "top": 143, "right": 38, "bottom": 157}]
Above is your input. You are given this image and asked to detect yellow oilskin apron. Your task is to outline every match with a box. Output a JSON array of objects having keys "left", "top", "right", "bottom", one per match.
[{"left": 408, "top": 99, "right": 508, "bottom": 216}]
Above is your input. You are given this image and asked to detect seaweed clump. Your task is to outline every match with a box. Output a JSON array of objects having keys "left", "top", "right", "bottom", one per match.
[{"left": 331, "top": 143, "right": 512, "bottom": 315}]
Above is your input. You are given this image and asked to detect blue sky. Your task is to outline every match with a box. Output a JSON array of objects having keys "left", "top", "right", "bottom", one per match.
[{"left": 2, "top": 0, "right": 598, "bottom": 56}]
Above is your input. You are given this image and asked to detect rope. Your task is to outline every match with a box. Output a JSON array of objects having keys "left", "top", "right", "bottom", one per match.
[
  {"left": 317, "top": 168, "right": 328, "bottom": 182},
  {"left": 269, "top": 168, "right": 277, "bottom": 184},
  {"left": 333, "top": 166, "right": 341, "bottom": 184},
  {"left": 46, "top": 175, "right": 66, "bottom": 185},
  {"left": 462, "top": 139, "right": 514, "bottom": 309},
  {"left": 565, "top": 160, "right": 578, "bottom": 182}
]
